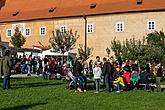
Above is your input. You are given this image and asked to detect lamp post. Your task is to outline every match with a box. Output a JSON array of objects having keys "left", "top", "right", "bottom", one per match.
[{"left": 83, "top": 15, "right": 87, "bottom": 55}]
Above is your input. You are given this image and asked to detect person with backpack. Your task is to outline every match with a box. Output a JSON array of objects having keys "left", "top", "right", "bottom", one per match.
[
  {"left": 130, "top": 67, "right": 140, "bottom": 90},
  {"left": 2, "top": 50, "right": 12, "bottom": 89},
  {"left": 102, "top": 57, "right": 113, "bottom": 92}
]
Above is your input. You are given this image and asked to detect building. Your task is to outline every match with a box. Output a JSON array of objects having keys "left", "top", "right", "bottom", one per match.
[
  {"left": 0, "top": 0, "right": 165, "bottom": 59},
  {"left": 0, "top": 41, "right": 9, "bottom": 56}
]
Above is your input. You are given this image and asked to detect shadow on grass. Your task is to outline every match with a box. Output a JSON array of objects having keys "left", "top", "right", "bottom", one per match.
[
  {"left": 1, "top": 102, "right": 47, "bottom": 110},
  {"left": 12, "top": 82, "right": 64, "bottom": 89},
  {"left": 0, "top": 78, "right": 2, "bottom": 82}
]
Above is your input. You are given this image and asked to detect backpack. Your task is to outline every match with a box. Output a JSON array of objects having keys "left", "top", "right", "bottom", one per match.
[{"left": 131, "top": 71, "right": 139, "bottom": 78}]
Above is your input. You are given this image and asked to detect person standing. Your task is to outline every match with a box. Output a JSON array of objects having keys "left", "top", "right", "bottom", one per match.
[
  {"left": 156, "top": 63, "right": 163, "bottom": 92},
  {"left": 102, "top": 57, "right": 113, "bottom": 92},
  {"left": 93, "top": 62, "right": 102, "bottom": 93},
  {"left": 2, "top": 50, "right": 12, "bottom": 89},
  {"left": 0, "top": 57, "right": 3, "bottom": 78},
  {"left": 94, "top": 56, "right": 101, "bottom": 67},
  {"left": 89, "top": 60, "right": 93, "bottom": 79}
]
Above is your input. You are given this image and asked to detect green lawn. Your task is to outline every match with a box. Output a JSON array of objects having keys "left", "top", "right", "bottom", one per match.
[{"left": 0, "top": 77, "right": 165, "bottom": 110}]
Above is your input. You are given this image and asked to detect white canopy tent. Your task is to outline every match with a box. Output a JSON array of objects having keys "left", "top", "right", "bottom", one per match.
[{"left": 40, "top": 48, "right": 76, "bottom": 58}]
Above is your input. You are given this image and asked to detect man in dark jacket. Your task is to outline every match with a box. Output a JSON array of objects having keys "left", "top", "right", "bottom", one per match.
[
  {"left": 2, "top": 50, "right": 12, "bottom": 89},
  {"left": 102, "top": 57, "right": 113, "bottom": 92},
  {"left": 140, "top": 67, "right": 150, "bottom": 90}
]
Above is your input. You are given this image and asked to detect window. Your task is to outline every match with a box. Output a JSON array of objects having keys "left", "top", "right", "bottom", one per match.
[
  {"left": 6, "top": 29, "right": 12, "bottom": 37},
  {"left": 116, "top": 22, "right": 124, "bottom": 32},
  {"left": 40, "top": 27, "right": 46, "bottom": 36},
  {"left": 147, "top": 20, "right": 156, "bottom": 31},
  {"left": 87, "top": 24, "right": 94, "bottom": 33},
  {"left": 25, "top": 28, "right": 31, "bottom": 36},
  {"left": 59, "top": 25, "right": 67, "bottom": 33}
]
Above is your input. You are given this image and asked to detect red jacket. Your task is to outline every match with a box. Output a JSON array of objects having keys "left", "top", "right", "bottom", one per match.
[{"left": 123, "top": 71, "right": 131, "bottom": 84}]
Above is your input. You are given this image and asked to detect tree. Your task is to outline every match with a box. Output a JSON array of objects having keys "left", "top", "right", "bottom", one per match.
[
  {"left": 145, "top": 31, "right": 165, "bottom": 64},
  {"left": 49, "top": 29, "right": 79, "bottom": 63},
  {"left": 78, "top": 44, "right": 93, "bottom": 61},
  {"left": 111, "top": 31, "right": 165, "bottom": 65},
  {"left": 146, "top": 31, "right": 165, "bottom": 53},
  {"left": 10, "top": 27, "right": 26, "bottom": 48},
  {"left": 111, "top": 37, "right": 122, "bottom": 58},
  {"left": 49, "top": 29, "right": 79, "bottom": 53}
]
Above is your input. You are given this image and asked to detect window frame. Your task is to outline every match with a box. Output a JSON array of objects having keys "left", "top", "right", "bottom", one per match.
[
  {"left": 25, "top": 28, "right": 31, "bottom": 36},
  {"left": 87, "top": 23, "right": 94, "bottom": 33},
  {"left": 59, "top": 25, "right": 67, "bottom": 33},
  {"left": 6, "top": 29, "right": 12, "bottom": 37},
  {"left": 116, "top": 21, "right": 124, "bottom": 32},
  {"left": 39, "top": 26, "right": 46, "bottom": 36},
  {"left": 147, "top": 20, "right": 156, "bottom": 31}
]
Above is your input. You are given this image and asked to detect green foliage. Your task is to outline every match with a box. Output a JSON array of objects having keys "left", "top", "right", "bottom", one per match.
[
  {"left": 78, "top": 44, "right": 93, "bottom": 60},
  {"left": 111, "top": 37, "right": 122, "bottom": 58},
  {"left": 10, "top": 27, "right": 26, "bottom": 48},
  {"left": 49, "top": 29, "right": 79, "bottom": 53},
  {"left": 111, "top": 31, "right": 165, "bottom": 64}
]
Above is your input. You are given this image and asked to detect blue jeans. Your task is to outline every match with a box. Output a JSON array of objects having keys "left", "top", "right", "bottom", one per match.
[
  {"left": 2, "top": 76, "right": 10, "bottom": 89},
  {"left": 77, "top": 76, "right": 84, "bottom": 89},
  {"left": 104, "top": 74, "right": 112, "bottom": 92},
  {"left": 25, "top": 65, "right": 31, "bottom": 74},
  {"left": 42, "top": 71, "right": 46, "bottom": 80},
  {"left": 114, "top": 83, "right": 125, "bottom": 91},
  {"left": 82, "top": 76, "right": 87, "bottom": 90},
  {"left": 95, "top": 79, "right": 100, "bottom": 92},
  {"left": 21, "top": 64, "right": 26, "bottom": 73}
]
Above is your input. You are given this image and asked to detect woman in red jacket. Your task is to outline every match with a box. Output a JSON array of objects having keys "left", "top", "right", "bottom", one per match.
[{"left": 123, "top": 67, "right": 131, "bottom": 90}]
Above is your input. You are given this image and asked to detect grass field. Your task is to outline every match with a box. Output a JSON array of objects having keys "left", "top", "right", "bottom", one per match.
[{"left": 0, "top": 77, "right": 165, "bottom": 110}]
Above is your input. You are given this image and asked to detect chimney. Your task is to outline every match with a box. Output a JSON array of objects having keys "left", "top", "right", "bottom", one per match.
[
  {"left": 90, "top": 4, "right": 97, "bottom": 9},
  {"left": 137, "top": 0, "right": 143, "bottom": 5},
  {"left": 49, "top": 7, "right": 56, "bottom": 13},
  {"left": 12, "top": 11, "right": 19, "bottom": 16}
]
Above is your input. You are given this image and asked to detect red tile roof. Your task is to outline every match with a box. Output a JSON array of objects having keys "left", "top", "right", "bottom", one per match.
[{"left": 0, "top": 0, "right": 165, "bottom": 23}]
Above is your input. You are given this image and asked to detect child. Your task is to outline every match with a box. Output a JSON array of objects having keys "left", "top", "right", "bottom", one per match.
[
  {"left": 123, "top": 67, "right": 131, "bottom": 90},
  {"left": 93, "top": 63, "right": 102, "bottom": 93},
  {"left": 113, "top": 68, "right": 125, "bottom": 93},
  {"left": 130, "top": 67, "right": 140, "bottom": 90}
]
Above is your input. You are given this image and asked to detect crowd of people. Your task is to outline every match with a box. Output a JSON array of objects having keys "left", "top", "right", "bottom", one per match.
[
  {"left": 40, "top": 55, "right": 164, "bottom": 93},
  {"left": 0, "top": 50, "right": 164, "bottom": 93}
]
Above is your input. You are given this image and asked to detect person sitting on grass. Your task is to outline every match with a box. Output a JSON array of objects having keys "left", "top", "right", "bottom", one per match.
[
  {"left": 93, "top": 62, "right": 102, "bottom": 93},
  {"left": 130, "top": 67, "right": 140, "bottom": 90},
  {"left": 66, "top": 67, "right": 83, "bottom": 92},
  {"left": 123, "top": 66, "right": 131, "bottom": 91},
  {"left": 140, "top": 66, "right": 151, "bottom": 91},
  {"left": 113, "top": 68, "right": 125, "bottom": 93}
]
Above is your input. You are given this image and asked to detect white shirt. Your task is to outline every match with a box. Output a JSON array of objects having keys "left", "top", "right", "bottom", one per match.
[{"left": 93, "top": 67, "right": 102, "bottom": 79}]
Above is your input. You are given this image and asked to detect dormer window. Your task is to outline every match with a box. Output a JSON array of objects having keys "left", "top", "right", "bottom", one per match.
[
  {"left": 12, "top": 11, "right": 19, "bottom": 16},
  {"left": 49, "top": 7, "right": 56, "bottom": 13},
  {"left": 90, "top": 4, "right": 97, "bottom": 9},
  {"left": 137, "top": 0, "right": 143, "bottom": 5}
]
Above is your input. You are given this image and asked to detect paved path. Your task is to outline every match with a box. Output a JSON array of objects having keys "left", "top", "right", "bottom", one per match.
[{"left": 10, "top": 74, "right": 39, "bottom": 78}]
